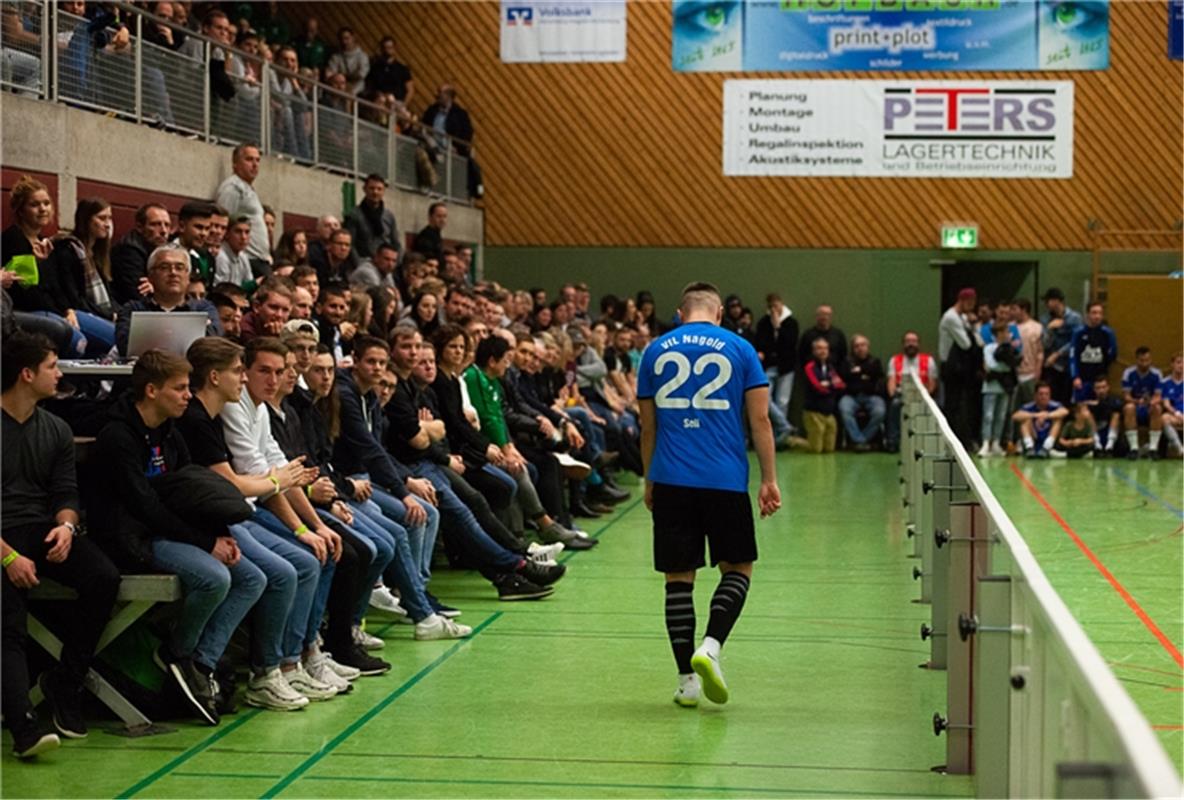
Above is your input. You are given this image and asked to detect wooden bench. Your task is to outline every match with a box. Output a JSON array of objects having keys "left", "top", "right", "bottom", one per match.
[{"left": 28, "top": 575, "right": 181, "bottom": 736}]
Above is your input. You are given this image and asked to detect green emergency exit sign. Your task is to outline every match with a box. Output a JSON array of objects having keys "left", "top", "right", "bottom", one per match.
[{"left": 941, "top": 225, "right": 979, "bottom": 249}]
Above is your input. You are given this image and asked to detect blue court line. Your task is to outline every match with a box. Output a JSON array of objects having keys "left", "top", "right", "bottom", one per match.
[
  {"left": 259, "top": 611, "right": 503, "bottom": 798},
  {"left": 1109, "top": 467, "right": 1184, "bottom": 519},
  {"left": 115, "top": 709, "right": 262, "bottom": 798}
]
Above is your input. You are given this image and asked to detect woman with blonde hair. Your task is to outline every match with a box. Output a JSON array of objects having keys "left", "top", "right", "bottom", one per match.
[{"left": 1, "top": 176, "right": 84, "bottom": 354}]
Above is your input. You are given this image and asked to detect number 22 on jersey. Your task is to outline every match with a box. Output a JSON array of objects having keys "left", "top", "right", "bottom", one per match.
[{"left": 652, "top": 351, "right": 733, "bottom": 410}]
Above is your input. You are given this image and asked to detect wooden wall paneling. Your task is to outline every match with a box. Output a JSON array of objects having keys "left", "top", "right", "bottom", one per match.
[{"left": 288, "top": 1, "right": 1182, "bottom": 251}]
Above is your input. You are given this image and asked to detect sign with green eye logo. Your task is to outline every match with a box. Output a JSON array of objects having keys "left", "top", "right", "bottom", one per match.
[
  {"left": 673, "top": 0, "right": 1109, "bottom": 72},
  {"left": 941, "top": 224, "right": 979, "bottom": 249}
]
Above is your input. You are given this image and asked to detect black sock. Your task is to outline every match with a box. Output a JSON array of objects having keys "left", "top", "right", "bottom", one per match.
[
  {"left": 664, "top": 581, "right": 695, "bottom": 675},
  {"left": 705, "top": 572, "right": 750, "bottom": 645}
]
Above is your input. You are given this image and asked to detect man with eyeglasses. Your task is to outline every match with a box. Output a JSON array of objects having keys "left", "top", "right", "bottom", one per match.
[{"left": 115, "top": 245, "right": 224, "bottom": 356}]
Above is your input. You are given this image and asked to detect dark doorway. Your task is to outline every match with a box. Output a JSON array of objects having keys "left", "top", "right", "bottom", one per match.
[{"left": 939, "top": 260, "right": 1038, "bottom": 315}]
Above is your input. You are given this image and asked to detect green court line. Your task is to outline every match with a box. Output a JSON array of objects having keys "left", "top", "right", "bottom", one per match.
[
  {"left": 114, "top": 709, "right": 262, "bottom": 799},
  {"left": 298, "top": 773, "right": 960, "bottom": 798},
  {"left": 172, "top": 771, "right": 282, "bottom": 780},
  {"left": 558, "top": 497, "right": 644, "bottom": 564},
  {"left": 259, "top": 611, "right": 503, "bottom": 799}
]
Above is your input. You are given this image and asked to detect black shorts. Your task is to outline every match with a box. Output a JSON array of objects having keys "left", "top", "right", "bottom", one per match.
[{"left": 652, "top": 482, "right": 757, "bottom": 573}]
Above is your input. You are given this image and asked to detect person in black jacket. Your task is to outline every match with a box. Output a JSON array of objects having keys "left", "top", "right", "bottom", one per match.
[
  {"left": 45, "top": 198, "right": 118, "bottom": 356},
  {"left": 797, "top": 304, "right": 847, "bottom": 372},
  {"left": 837, "top": 334, "right": 887, "bottom": 451},
  {"left": 110, "top": 203, "right": 171, "bottom": 306},
  {"left": 422, "top": 84, "right": 473, "bottom": 156},
  {"left": 93, "top": 350, "right": 264, "bottom": 726},
  {"left": 366, "top": 36, "right": 414, "bottom": 104},
  {"left": 754, "top": 293, "right": 799, "bottom": 447},
  {"left": 2, "top": 331, "right": 120, "bottom": 756},
  {"left": 413, "top": 203, "right": 447, "bottom": 264},
  {"left": 344, "top": 174, "right": 402, "bottom": 261}
]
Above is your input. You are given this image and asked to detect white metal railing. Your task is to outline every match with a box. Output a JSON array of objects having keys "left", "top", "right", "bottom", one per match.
[
  {"left": 899, "top": 374, "right": 1181, "bottom": 798},
  {"left": 1, "top": 1, "right": 471, "bottom": 203}
]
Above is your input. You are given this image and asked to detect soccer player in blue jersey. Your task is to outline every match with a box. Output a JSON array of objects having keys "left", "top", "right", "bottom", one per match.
[
  {"left": 637, "top": 282, "right": 781, "bottom": 708},
  {"left": 1011, "top": 381, "right": 1068, "bottom": 458},
  {"left": 1158, "top": 352, "right": 1182, "bottom": 458},
  {"left": 1121, "top": 346, "right": 1163, "bottom": 459}
]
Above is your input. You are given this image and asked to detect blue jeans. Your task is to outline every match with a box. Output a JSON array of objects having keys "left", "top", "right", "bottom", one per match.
[
  {"left": 566, "top": 407, "right": 605, "bottom": 462},
  {"left": 885, "top": 394, "right": 904, "bottom": 451},
  {"left": 250, "top": 508, "right": 331, "bottom": 660},
  {"left": 73, "top": 311, "right": 116, "bottom": 357},
  {"left": 353, "top": 477, "right": 440, "bottom": 584},
  {"left": 350, "top": 499, "right": 433, "bottom": 622},
  {"left": 31, "top": 311, "right": 86, "bottom": 356},
  {"left": 838, "top": 394, "right": 887, "bottom": 445},
  {"left": 408, "top": 462, "right": 521, "bottom": 573},
  {"left": 229, "top": 522, "right": 298, "bottom": 670},
  {"left": 981, "top": 392, "right": 1010, "bottom": 444},
  {"left": 766, "top": 367, "right": 795, "bottom": 437},
  {"left": 150, "top": 538, "right": 265, "bottom": 671}
]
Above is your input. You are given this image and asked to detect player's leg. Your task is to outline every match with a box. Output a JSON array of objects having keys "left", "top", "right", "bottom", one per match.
[
  {"left": 1148, "top": 403, "right": 1163, "bottom": 456},
  {"left": 1162, "top": 410, "right": 1182, "bottom": 456},
  {"left": 692, "top": 490, "right": 758, "bottom": 705},
  {"left": 1123, "top": 402, "right": 1139, "bottom": 454},
  {"left": 652, "top": 483, "right": 707, "bottom": 708}
]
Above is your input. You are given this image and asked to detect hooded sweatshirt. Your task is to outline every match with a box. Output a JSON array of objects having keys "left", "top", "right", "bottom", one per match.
[{"left": 755, "top": 304, "right": 800, "bottom": 373}]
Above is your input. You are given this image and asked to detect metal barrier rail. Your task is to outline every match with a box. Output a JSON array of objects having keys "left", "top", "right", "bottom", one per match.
[
  {"left": 1, "top": 1, "right": 471, "bottom": 203},
  {"left": 898, "top": 374, "right": 1181, "bottom": 798}
]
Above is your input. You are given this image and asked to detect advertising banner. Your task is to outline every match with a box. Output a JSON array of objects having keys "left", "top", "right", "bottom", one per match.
[
  {"left": 723, "top": 79, "right": 1075, "bottom": 178},
  {"left": 501, "top": 1, "right": 627, "bottom": 63},
  {"left": 675, "top": 0, "right": 1109, "bottom": 72}
]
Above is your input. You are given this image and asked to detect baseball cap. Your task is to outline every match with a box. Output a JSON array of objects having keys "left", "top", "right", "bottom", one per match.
[{"left": 281, "top": 319, "right": 320, "bottom": 343}]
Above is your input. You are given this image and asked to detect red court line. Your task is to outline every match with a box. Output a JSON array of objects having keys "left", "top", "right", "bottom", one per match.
[
  {"left": 1152, "top": 725, "right": 1184, "bottom": 731},
  {"left": 1008, "top": 464, "right": 1184, "bottom": 670}
]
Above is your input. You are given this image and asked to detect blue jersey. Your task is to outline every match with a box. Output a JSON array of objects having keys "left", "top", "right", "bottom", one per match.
[
  {"left": 1161, "top": 376, "right": 1183, "bottom": 411},
  {"left": 1122, "top": 366, "right": 1163, "bottom": 401},
  {"left": 1020, "top": 400, "right": 1063, "bottom": 441},
  {"left": 638, "top": 321, "right": 767, "bottom": 493}
]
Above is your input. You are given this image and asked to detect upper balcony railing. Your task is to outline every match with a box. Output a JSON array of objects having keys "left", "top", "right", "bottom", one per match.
[{"left": 1, "top": 1, "right": 472, "bottom": 203}]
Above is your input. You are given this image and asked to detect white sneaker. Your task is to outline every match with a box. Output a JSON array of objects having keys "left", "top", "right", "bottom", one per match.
[
  {"left": 674, "top": 673, "right": 701, "bottom": 708},
  {"left": 245, "top": 668, "right": 310, "bottom": 711},
  {"left": 554, "top": 452, "right": 591, "bottom": 479},
  {"left": 414, "top": 613, "right": 473, "bottom": 641},
  {"left": 976, "top": 442, "right": 991, "bottom": 458},
  {"left": 527, "top": 541, "right": 565, "bottom": 560},
  {"left": 352, "top": 624, "right": 385, "bottom": 651},
  {"left": 369, "top": 584, "right": 408, "bottom": 618},
  {"left": 305, "top": 652, "right": 352, "bottom": 693},
  {"left": 284, "top": 663, "right": 339, "bottom": 701},
  {"left": 1048, "top": 449, "right": 1068, "bottom": 459},
  {"left": 990, "top": 443, "right": 1006, "bottom": 457},
  {"left": 322, "top": 652, "right": 361, "bottom": 682},
  {"left": 690, "top": 640, "right": 728, "bottom": 704}
]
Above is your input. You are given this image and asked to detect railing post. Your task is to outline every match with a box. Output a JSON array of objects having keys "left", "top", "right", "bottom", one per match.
[
  {"left": 351, "top": 102, "right": 359, "bottom": 177},
  {"left": 445, "top": 145, "right": 453, "bottom": 200},
  {"left": 201, "top": 39, "right": 210, "bottom": 141},
  {"left": 133, "top": 13, "right": 143, "bottom": 123},
  {"left": 259, "top": 60, "right": 270, "bottom": 152},
  {"left": 311, "top": 85, "right": 319, "bottom": 165},
  {"left": 40, "top": 0, "right": 51, "bottom": 99},
  {"left": 974, "top": 574, "right": 1012, "bottom": 799}
]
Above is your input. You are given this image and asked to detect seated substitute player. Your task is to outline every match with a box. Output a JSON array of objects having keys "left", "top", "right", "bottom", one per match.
[
  {"left": 1085, "top": 375, "right": 1123, "bottom": 457},
  {"left": 1011, "top": 381, "right": 1068, "bottom": 459},
  {"left": 638, "top": 282, "right": 781, "bottom": 709},
  {"left": 1121, "top": 346, "right": 1163, "bottom": 460},
  {"left": 1159, "top": 352, "right": 1182, "bottom": 458}
]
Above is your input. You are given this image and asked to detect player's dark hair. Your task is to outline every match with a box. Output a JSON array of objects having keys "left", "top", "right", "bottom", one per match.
[
  {"left": 1135, "top": 346, "right": 1151, "bottom": 358},
  {"left": 1, "top": 331, "right": 56, "bottom": 392},
  {"left": 475, "top": 335, "right": 510, "bottom": 369}
]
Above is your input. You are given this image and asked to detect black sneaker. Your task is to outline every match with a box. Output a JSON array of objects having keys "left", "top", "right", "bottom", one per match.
[
  {"left": 38, "top": 670, "right": 88, "bottom": 739},
  {"left": 563, "top": 535, "right": 598, "bottom": 550},
  {"left": 519, "top": 559, "right": 566, "bottom": 587},
  {"left": 213, "top": 671, "right": 238, "bottom": 716},
  {"left": 494, "top": 573, "right": 555, "bottom": 601},
  {"left": 11, "top": 718, "right": 60, "bottom": 760},
  {"left": 169, "top": 658, "right": 220, "bottom": 726},
  {"left": 589, "top": 485, "right": 629, "bottom": 505},
  {"left": 335, "top": 644, "right": 392, "bottom": 676}
]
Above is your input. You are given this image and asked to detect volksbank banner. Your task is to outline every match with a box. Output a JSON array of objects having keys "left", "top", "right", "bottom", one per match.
[
  {"left": 723, "top": 79, "right": 1074, "bottom": 178},
  {"left": 675, "top": 0, "right": 1109, "bottom": 72},
  {"left": 500, "top": 1, "right": 627, "bottom": 63}
]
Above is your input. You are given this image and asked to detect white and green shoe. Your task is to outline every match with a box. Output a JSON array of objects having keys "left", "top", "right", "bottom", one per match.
[
  {"left": 674, "top": 674, "right": 701, "bottom": 708},
  {"left": 690, "top": 644, "right": 729, "bottom": 704}
]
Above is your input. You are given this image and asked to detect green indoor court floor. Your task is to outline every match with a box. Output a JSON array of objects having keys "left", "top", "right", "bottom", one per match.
[{"left": 2, "top": 451, "right": 1178, "bottom": 798}]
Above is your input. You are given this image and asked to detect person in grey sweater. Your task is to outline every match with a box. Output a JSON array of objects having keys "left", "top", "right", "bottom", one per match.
[{"left": 326, "top": 28, "right": 369, "bottom": 95}]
